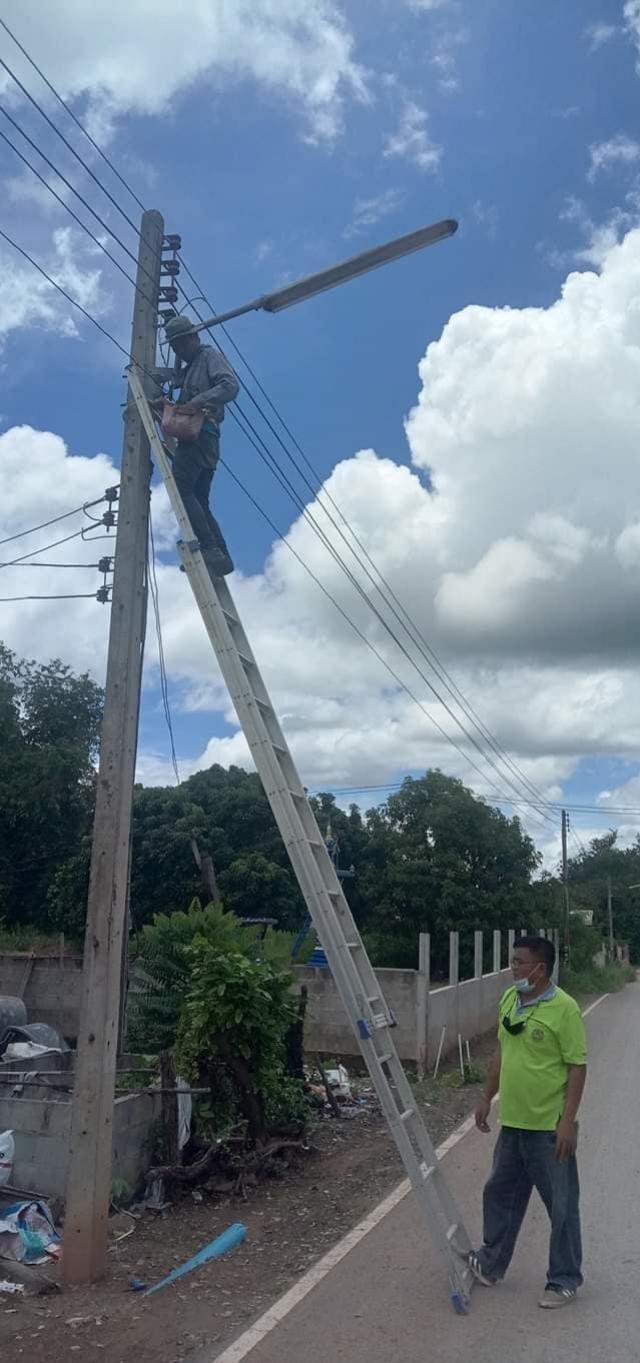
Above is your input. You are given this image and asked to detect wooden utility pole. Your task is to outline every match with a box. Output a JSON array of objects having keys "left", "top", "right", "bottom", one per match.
[
  {"left": 63, "top": 210, "right": 164, "bottom": 1285},
  {"left": 607, "top": 874, "right": 614, "bottom": 961},
  {"left": 561, "top": 808, "right": 570, "bottom": 965}
]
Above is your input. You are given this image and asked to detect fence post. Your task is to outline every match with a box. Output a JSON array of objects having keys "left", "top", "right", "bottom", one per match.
[
  {"left": 474, "top": 930, "right": 483, "bottom": 979},
  {"left": 449, "top": 931, "right": 459, "bottom": 986},
  {"left": 417, "top": 933, "right": 430, "bottom": 1079},
  {"left": 493, "top": 929, "right": 501, "bottom": 974}
]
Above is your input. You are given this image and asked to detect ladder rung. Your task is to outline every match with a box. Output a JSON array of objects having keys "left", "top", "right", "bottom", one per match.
[
  {"left": 345, "top": 940, "right": 360, "bottom": 948},
  {"left": 238, "top": 652, "right": 256, "bottom": 668},
  {"left": 446, "top": 1223, "right": 459, "bottom": 1242},
  {"left": 399, "top": 1107, "right": 415, "bottom": 1123},
  {"left": 377, "top": 1052, "right": 392, "bottom": 1065},
  {"left": 367, "top": 994, "right": 382, "bottom": 1004},
  {"left": 272, "top": 742, "right": 288, "bottom": 756},
  {"left": 420, "top": 1163, "right": 435, "bottom": 1181},
  {"left": 221, "top": 608, "right": 239, "bottom": 625}
]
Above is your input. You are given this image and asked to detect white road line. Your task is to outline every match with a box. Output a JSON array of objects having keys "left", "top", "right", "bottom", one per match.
[
  {"left": 582, "top": 993, "right": 609, "bottom": 1018},
  {"left": 210, "top": 990, "right": 610, "bottom": 1362}
]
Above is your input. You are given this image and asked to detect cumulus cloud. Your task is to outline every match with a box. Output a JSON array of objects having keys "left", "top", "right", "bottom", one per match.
[
  {"left": 1, "top": 1, "right": 368, "bottom": 145},
  {"left": 0, "top": 227, "right": 109, "bottom": 343},
  {"left": 3, "top": 228, "right": 640, "bottom": 856},
  {"left": 383, "top": 101, "right": 442, "bottom": 172}
]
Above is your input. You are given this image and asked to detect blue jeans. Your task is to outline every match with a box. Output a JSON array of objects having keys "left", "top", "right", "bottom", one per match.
[
  {"left": 172, "top": 428, "right": 231, "bottom": 561},
  {"left": 478, "top": 1127, "right": 583, "bottom": 1290}
]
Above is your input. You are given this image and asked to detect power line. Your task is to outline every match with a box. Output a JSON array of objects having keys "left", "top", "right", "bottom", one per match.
[
  {"left": 0, "top": 592, "right": 100, "bottom": 602},
  {"left": 0, "top": 15, "right": 146, "bottom": 214},
  {"left": 0, "top": 528, "right": 87, "bottom": 568},
  {"left": 304, "top": 780, "right": 640, "bottom": 819},
  {"left": 0, "top": 122, "right": 137, "bottom": 289},
  {"left": 0, "top": 44, "right": 139, "bottom": 235},
  {"left": 0, "top": 32, "right": 560, "bottom": 821},
  {"left": 0, "top": 495, "right": 107, "bottom": 547}
]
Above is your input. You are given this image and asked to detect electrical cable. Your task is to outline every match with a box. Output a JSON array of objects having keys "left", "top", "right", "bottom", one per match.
[
  {"left": 0, "top": 528, "right": 87, "bottom": 568},
  {"left": 0, "top": 592, "right": 99, "bottom": 602},
  {"left": 0, "top": 123, "right": 137, "bottom": 288},
  {"left": 0, "top": 16, "right": 146, "bottom": 214},
  {"left": 0, "top": 35, "right": 602, "bottom": 824},
  {"left": 0, "top": 47, "right": 140, "bottom": 236},
  {"left": 0, "top": 35, "right": 564, "bottom": 821},
  {"left": 0, "top": 494, "right": 107, "bottom": 547}
]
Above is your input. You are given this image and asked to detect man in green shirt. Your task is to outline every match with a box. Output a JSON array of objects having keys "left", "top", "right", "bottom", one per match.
[{"left": 469, "top": 935, "right": 587, "bottom": 1309}]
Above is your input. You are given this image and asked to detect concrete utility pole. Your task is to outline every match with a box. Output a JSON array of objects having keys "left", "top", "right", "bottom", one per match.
[
  {"left": 63, "top": 210, "right": 164, "bottom": 1286},
  {"left": 561, "top": 808, "right": 570, "bottom": 965}
]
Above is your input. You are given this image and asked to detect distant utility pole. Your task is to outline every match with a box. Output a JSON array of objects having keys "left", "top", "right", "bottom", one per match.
[
  {"left": 607, "top": 874, "right": 614, "bottom": 961},
  {"left": 63, "top": 210, "right": 165, "bottom": 1286},
  {"left": 561, "top": 808, "right": 570, "bottom": 964}
]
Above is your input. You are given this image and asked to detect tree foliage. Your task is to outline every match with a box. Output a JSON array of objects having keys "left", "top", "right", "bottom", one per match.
[
  {"left": 176, "top": 942, "right": 304, "bottom": 1144},
  {"left": 0, "top": 645, "right": 102, "bottom": 929}
]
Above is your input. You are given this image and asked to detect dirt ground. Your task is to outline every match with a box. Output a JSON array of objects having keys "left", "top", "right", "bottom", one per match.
[{"left": 0, "top": 1050, "right": 491, "bottom": 1363}]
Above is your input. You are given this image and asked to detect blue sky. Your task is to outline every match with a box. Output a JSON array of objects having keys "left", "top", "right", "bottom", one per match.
[{"left": 1, "top": 0, "right": 640, "bottom": 862}]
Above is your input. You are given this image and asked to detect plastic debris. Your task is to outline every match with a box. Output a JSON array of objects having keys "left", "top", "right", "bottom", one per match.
[
  {"left": 0, "top": 1199, "right": 59, "bottom": 1264},
  {"left": 324, "top": 1065, "right": 351, "bottom": 1101},
  {"left": 129, "top": 1277, "right": 148, "bottom": 1292},
  {"left": 0, "top": 1278, "right": 24, "bottom": 1294},
  {"left": 143, "top": 1222, "right": 247, "bottom": 1296}
]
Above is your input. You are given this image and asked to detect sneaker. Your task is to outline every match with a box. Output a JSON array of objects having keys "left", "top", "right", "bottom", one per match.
[
  {"left": 467, "top": 1252, "right": 499, "bottom": 1287},
  {"left": 538, "top": 1287, "right": 577, "bottom": 1310}
]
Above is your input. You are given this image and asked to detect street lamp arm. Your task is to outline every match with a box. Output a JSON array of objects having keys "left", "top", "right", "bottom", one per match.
[{"left": 192, "top": 217, "right": 458, "bottom": 334}]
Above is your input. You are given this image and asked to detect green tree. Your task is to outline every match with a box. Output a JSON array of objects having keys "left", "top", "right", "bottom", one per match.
[
  {"left": 359, "top": 771, "right": 540, "bottom": 971},
  {"left": 0, "top": 646, "right": 103, "bottom": 929},
  {"left": 177, "top": 941, "right": 304, "bottom": 1144}
]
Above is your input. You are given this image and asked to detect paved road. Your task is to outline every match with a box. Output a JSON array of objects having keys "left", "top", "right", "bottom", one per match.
[{"left": 212, "top": 985, "right": 640, "bottom": 1363}]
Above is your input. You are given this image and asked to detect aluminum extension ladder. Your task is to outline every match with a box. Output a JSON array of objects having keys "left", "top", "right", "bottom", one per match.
[{"left": 128, "top": 366, "right": 474, "bottom": 1313}]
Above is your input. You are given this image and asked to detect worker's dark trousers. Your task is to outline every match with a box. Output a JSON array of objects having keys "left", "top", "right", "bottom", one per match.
[
  {"left": 172, "top": 429, "right": 231, "bottom": 564},
  {"left": 477, "top": 1127, "right": 583, "bottom": 1290}
]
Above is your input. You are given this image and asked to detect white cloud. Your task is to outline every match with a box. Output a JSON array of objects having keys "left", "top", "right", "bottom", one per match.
[
  {"left": 588, "top": 132, "right": 640, "bottom": 180},
  {"left": 343, "top": 189, "right": 405, "bottom": 239},
  {"left": 4, "top": 230, "right": 640, "bottom": 858},
  {"left": 472, "top": 200, "right": 499, "bottom": 239},
  {"left": 2, "top": 1, "right": 369, "bottom": 145},
  {"left": 0, "top": 227, "right": 110, "bottom": 343},
  {"left": 585, "top": 20, "right": 618, "bottom": 51},
  {"left": 383, "top": 101, "right": 442, "bottom": 172},
  {"left": 624, "top": 0, "right": 640, "bottom": 66}
]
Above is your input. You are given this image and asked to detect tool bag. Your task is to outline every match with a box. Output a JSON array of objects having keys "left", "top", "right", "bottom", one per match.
[{"left": 160, "top": 400, "right": 205, "bottom": 444}]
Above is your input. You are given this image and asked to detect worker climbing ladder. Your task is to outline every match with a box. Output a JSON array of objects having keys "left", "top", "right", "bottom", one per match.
[{"left": 128, "top": 365, "right": 475, "bottom": 1313}]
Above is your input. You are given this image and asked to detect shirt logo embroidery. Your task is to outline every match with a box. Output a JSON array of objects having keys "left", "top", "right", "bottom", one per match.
[{"left": 531, "top": 1027, "right": 545, "bottom": 1041}]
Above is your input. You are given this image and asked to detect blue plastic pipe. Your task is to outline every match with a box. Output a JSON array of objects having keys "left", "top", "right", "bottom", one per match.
[{"left": 143, "top": 1222, "right": 247, "bottom": 1296}]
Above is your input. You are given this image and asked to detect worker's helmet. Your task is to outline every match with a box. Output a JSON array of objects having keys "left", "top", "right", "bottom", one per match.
[{"left": 164, "top": 313, "right": 198, "bottom": 342}]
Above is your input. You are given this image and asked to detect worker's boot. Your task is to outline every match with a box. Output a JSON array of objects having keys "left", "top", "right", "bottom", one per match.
[{"left": 202, "top": 544, "right": 234, "bottom": 578}]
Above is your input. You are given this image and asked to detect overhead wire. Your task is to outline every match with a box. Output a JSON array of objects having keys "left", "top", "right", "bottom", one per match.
[
  {"left": 0, "top": 494, "right": 107, "bottom": 547},
  {"left": 0, "top": 15, "right": 146, "bottom": 214},
  {"left": 0, "top": 592, "right": 100, "bottom": 602},
  {"left": 0, "top": 33, "right": 584, "bottom": 824}
]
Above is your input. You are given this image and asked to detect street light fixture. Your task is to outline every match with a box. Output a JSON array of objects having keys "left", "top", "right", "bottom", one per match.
[{"left": 192, "top": 218, "right": 458, "bottom": 332}]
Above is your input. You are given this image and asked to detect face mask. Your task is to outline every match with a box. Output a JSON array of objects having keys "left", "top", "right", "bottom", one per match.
[{"left": 513, "top": 964, "right": 541, "bottom": 994}]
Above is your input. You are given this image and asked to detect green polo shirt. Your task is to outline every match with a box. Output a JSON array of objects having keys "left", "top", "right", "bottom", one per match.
[{"left": 498, "top": 985, "right": 587, "bottom": 1131}]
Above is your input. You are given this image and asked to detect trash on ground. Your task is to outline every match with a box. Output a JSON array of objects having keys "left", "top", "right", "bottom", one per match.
[
  {"left": 324, "top": 1065, "right": 351, "bottom": 1101},
  {"left": 0, "top": 1199, "right": 60, "bottom": 1264},
  {"left": 129, "top": 1277, "right": 148, "bottom": 1292},
  {"left": 0, "top": 1131, "right": 15, "bottom": 1188},
  {"left": 0, "top": 1278, "right": 24, "bottom": 1294},
  {"left": 143, "top": 1222, "right": 247, "bottom": 1296}
]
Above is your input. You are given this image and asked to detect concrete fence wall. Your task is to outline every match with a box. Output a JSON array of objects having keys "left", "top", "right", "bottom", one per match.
[
  {"left": 294, "top": 926, "right": 561, "bottom": 1068},
  {"left": 0, "top": 952, "right": 83, "bottom": 1038},
  {"left": 0, "top": 1090, "right": 161, "bottom": 1200},
  {"left": 0, "top": 927, "right": 561, "bottom": 1068}
]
